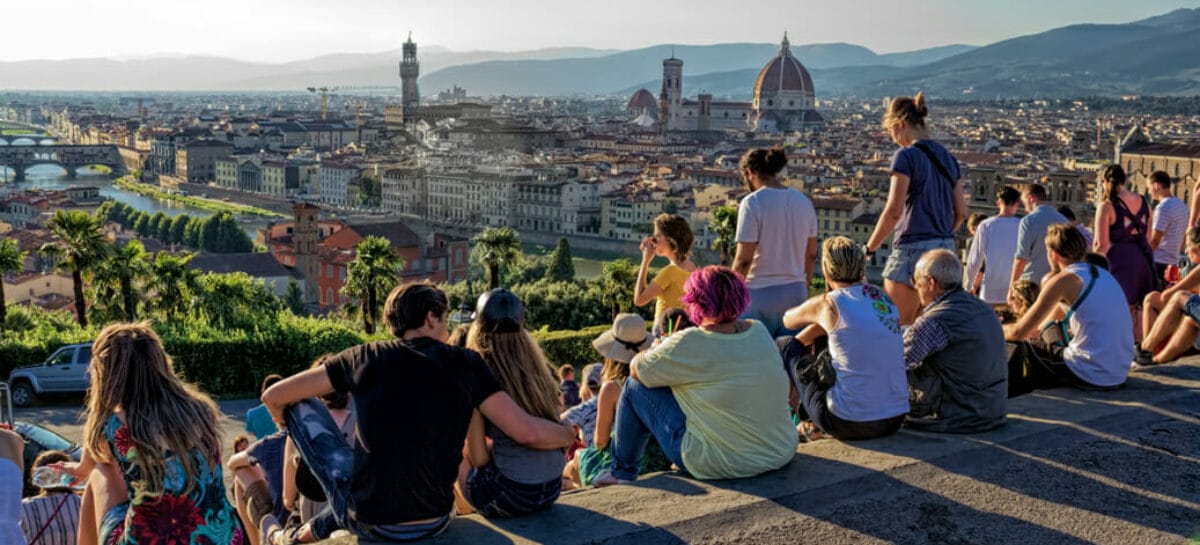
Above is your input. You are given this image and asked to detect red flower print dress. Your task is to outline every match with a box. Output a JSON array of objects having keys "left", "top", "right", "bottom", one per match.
[{"left": 98, "top": 415, "right": 246, "bottom": 545}]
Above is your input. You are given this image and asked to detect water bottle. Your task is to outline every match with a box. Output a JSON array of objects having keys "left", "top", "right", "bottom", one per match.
[{"left": 31, "top": 465, "right": 85, "bottom": 490}]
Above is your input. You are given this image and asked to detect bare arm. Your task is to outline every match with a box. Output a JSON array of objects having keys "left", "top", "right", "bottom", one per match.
[
  {"left": 867, "top": 173, "right": 909, "bottom": 252},
  {"left": 1191, "top": 181, "right": 1200, "bottom": 228},
  {"left": 732, "top": 241, "right": 756, "bottom": 278},
  {"left": 804, "top": 236, "right": 818, "bottom": 288},
  {"left": 1162, "top": 267, "right": 1200, "bottom": 301},
  {"left": 952, "top": 180, "right": 968, "bottom": 232},
  {"left": 282, "top": 438, "right": 298, "bottom": 512},
  {"left": 463, "top": 410, "right": 490, "bottom": 468},
  {"left": 1004, "top": 272, "right": 1082, "bottom": 341},
  {"left": 478, "top": 391, "right": 575, "bottom": 450},
  {"left": 262, "top": 367, "right": 335, "bottom": 425},
  {"left": 592, "top": 381, "right": 621, "bottom": 451},
  {"left": 633, "top": 237, "right": 663, "bottom": 307},
  {"left": 1093, "top": 202, "right": 1113, "bottom": 255},
  {"left": 1010, "top": 257, "right": 1029, "bottom": 288},
  {"left": 1150, "top": 229, "right": 1166, "bottom": 251},
  {"left": 782, "top": 293, "right": 832, "bottom": 332}
]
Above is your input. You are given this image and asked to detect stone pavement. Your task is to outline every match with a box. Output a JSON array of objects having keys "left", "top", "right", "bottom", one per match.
[{"left": 323, "top": 360, "right": 1200, "bottom": 545}]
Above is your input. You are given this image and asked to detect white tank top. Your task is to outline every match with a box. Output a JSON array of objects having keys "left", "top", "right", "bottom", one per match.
[
  {"left": 826, "top": 285, "right": 911, "bottom": 422},
  {"left": 1062, "top": 262, "right": 1134, "bottom": 387},
  {"left": 0, "top": 458, "right": 27, "bottom": 545}
]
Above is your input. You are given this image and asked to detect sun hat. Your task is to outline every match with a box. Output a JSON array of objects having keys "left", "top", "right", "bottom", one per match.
[
  {"left": 592, "top": 313, "right": 651, "bottom": 363},
  {"left": 475, "top": 289, "right": 525, "bottom": 333}
]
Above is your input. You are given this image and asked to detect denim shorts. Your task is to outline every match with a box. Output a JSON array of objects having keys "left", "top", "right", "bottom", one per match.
[
  {"left": 464, "top": 462, "right": 561, "bottom": 518},
  {"left": 882, "top": 238, "right": 956, "bottom": 286}
]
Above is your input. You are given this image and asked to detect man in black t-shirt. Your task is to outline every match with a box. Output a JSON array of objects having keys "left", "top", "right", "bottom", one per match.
[{"left": 261, "top": 283, "right": 575, "bottom": 543}]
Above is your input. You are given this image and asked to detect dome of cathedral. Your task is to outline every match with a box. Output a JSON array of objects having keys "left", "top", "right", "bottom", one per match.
[
  {"left": 628, "top": 89, "right": 657, "bottom": 111},
  {"left": 753, "top": 34, "right": 814, "bottom": 97}
]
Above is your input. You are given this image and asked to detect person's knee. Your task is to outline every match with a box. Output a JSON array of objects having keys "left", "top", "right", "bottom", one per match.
[
  {"left": 1143, "top": 291, "right": 1160, "bottom": 308},
  {"left": 1171, "top": 291, "right": 1194, "bottom": 308}
]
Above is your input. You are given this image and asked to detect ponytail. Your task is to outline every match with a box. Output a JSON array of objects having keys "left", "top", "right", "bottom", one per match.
[{"left": 1102, "top": 164, "right": 1126, "bottom": 203}]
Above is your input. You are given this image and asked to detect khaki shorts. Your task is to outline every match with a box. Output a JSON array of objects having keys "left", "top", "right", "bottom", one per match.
[{"left": 243, "top": 479, "right": 275, "bottom": 524}]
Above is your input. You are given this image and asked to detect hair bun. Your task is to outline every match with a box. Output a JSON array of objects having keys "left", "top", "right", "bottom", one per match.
[
  {"left": 765, "top": 146, "right": 788, "bottom": 173},
  {"left": 913, "top": 91, "right": 928, "bottom": 117}
]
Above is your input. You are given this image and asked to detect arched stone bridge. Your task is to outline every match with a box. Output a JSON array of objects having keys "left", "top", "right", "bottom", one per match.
[
  {"left": 0, "top": 145, "right": 126, "bottom": 181},
  {"left": 0, "top": 134, "right": 57, "bottom": 145}
]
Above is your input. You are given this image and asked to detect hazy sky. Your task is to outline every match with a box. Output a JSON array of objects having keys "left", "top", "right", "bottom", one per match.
[{"left": 1, "top": 0, "right": 1195, "bottom": 62}]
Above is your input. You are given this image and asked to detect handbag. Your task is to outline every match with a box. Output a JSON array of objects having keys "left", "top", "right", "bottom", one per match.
[{"left": 1039, "top": 263, "right": 1098, "bottom": 348}]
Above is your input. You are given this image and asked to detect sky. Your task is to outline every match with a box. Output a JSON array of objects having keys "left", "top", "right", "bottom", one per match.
[{"left": 1, "top": 0, "right": 1196, "bottom": 63}]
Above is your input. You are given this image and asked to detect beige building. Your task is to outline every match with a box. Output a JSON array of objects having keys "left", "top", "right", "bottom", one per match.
[{"left": 175, "top": 139, "right": 234, "bottom": 183}]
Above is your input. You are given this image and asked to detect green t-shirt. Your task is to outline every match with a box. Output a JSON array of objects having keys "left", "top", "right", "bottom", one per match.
[{"left": 633, "top": 320, "right": 797, "bottom": 479}]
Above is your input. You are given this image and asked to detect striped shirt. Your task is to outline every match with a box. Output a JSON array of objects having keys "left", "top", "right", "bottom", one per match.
[
  {"left": 19, "top": 493, "right": 80, "bottom": 545},
  {"left": 1152, "top": 197, "right": 1188, "bottom": 265}
]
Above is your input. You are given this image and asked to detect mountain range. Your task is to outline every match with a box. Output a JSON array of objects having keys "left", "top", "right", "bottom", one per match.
[{"left": 2, "top": 8, "right": 1199, "bottom": 98}]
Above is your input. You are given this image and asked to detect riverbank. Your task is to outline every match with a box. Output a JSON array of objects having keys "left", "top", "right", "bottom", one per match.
[{"left": 113, "top": 176, "right": 286, "bottom": 218}]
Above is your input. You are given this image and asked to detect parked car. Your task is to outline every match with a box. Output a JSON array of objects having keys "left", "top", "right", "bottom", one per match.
[
  {"left": 6, "top": 342, "right": 93, "bottom": 407},
  {"left": 12, "top": 421, "right": 83, "bottom": 497}
]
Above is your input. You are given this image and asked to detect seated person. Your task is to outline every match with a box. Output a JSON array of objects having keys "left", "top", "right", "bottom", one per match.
[
  {"left": 20, "top": 450, "right": 82, "bottom": 545},
  {"left": 594, "top": 266, "right": 798, "bottom": 486},
  {"left": 780, "top": 237, "right": 910, "bottom": 441},
  {"left": 1003, "top": 280, "right": 1041, "bottom": 340},
  {"left": 228, "top": 432, "right": 288, "bottom": 545},
  {"left": 1003, "top": 224, "right": 1134, "bottom": 395},
  {"left": 559, "top": 365, "right": 581, "bottom": 409},
  {"left": 246, "top": 374, "right": 284, "bottom": 439},
  {"left": 261, "top": 283, "right": 574, "bottom": 544},
  {"left": 904, "top": 249, "right": 1007, "bottom": 433},
  {"left": 1140, "top": 228, "right": 1200, "bottom": 364}
]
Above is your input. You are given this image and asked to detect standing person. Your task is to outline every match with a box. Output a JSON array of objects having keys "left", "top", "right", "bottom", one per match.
[
  {"left": 457, "top": 289, "right": 566, "bottom": 518},
  {"left": 732, "top": 146, "right": 818, "bottom": 336},
  {"left": 20, "top": 450, "right": 83, "bottom": 545},
  {"left": 594, "top": 267, "right": 797, "bottom": 486},
  {"left": 1093, "top": 164, "right": 1155, "bottom": 338},
  {"left": 779, "top": 237, "right": 909, "bottom": 441},
  {"left": 1011, "top": 183, "right": 1068, "bottom": 287},
  {"left": 59, "top": 323, "right": 246, "bottom": 545},
  {"left": 1149, "top": 170, "right": 1188, "bottom": 282},
  {"left": 260, "top": 283, "right": 574, "bottom": 543},
  {"left": 246, "top": 374, "right": 284, "bottom": 440},
  {"left": 965, "top": 186, "right": 1022, "bottom": 305},
  {"left": 1, "top": 427, "right": 26, "bottom": 545},
  {"left": 1004, "top": 225, "right": 1133, "bottom": 395},
  {"left": 634, "top": 213, "right": 698, "bottom": 335},
  {"left": 1056, "top": 205, "right": 1094, "bottom": 250},
  {"left": 867, "top": 92, "right": 968, "bottom": 325}
]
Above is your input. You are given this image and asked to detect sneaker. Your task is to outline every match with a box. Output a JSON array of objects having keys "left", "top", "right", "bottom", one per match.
[
  {"left": 592, "top": 469, "right": 634, "bottom": 487},
  {"left": 259, "top": 514, "right": 280, "bottom": 545},
  {"left": 1134, "top": 350, "right": 1155, "bottom": 367}
]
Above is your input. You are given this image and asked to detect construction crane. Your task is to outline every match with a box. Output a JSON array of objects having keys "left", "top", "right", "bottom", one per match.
[
  {"left": 305, "top": 86, "right": 339, "bottom": 120},
  {"left": 345, "top": 100, "right": 367, "bottom": 142}
]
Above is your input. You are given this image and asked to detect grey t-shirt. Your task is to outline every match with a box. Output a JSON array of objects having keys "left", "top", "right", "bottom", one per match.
[
  {"left": 1015, "top": 204, "right": 1069, "bottom": 284},
  {"left": 485, "top": 422, "right": 566, "bottom": 485}
]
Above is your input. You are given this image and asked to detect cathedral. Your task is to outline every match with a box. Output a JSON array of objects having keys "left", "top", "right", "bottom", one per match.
[{"left": 629, "top": 33, "right": 824, "bottom": 133}]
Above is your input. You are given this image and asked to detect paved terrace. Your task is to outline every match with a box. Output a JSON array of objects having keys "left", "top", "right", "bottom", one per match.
[{"left": 325, "top": 360, "right": 1200, "bottom": 545}]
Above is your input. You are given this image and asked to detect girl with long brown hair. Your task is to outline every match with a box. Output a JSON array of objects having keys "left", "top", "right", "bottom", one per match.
[
  {"left": 455, "top": 289, "right": 565, "bottom": 518},
  {"left": 61, "top": 322, "right": 245, "bottom": 545}
]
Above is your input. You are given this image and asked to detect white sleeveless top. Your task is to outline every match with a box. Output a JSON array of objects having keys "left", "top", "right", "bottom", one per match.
[
  {"left": 826, "top": 285, "right": 910, "bottom": 422},
  {"left": 1062, "top": 262, "right": 1134, "bottom": 387},
  {"left": 1, "top": 458, "right": 28, "bottom": 545}
]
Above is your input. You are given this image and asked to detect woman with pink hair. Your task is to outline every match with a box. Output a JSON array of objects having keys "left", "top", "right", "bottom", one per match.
[{"left": 594, "top": 266, "right": 797, "bottom": 486}]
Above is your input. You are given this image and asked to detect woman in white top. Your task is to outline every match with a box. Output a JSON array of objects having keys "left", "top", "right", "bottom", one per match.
[
  {"left": 1, "top": 427, "right": 29, "bottom": 545},
  {"left": 1004, "top": 223, "right": 1133, "bottom": 392},
  {"left": 781, "top": 236, "right": 910, "bottom": 441}
]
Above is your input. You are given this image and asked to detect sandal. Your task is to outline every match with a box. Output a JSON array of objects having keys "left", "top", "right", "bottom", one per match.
[{"left": 797, "top": 421, "right": 826, "bottom": 443}]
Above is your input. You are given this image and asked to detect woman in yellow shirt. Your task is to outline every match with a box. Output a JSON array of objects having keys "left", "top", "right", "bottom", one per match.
[{"left": 634, "top": 214, "right": 698, "bottom": 335}]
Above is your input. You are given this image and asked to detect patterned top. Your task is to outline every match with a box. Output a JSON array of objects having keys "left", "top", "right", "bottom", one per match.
[
  {"left": 100, "top": 414, "right": 245, "bottom": 545},
  {"left": 20, "top": 493, "right": 81, "bottom": 545}
]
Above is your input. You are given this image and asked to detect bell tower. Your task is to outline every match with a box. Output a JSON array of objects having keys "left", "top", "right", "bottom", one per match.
[
  {"left": 658, "top": 51, "right": 683, "bottom": 131},
  {"left": 400, "top": 33, "right": 420, "bottom": 117},
  {"left": 293, "top": 202, "right": 321, "bottom": 303}
]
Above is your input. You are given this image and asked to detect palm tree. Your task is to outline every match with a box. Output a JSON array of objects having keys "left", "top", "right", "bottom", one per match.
[
  {"left": 473, "top": 227, "right": 522, "bottom": 290},
  {"left": 600, "top": 258, "right": 638, "bottom": 319},
  {"left": 91, "top": 240, "right": 150, "bottom": 323},
  {"left": 0, "top": 238, "right": 28, "bottom": 328},
  {"left": 342, "top": 236, "right": 404, "bottom": 334},
  {"left": 147, "top": 252, "right": 200, "bottom": 321},
  {"left": 40, "top": 210, "right": 109, "bottom": 328},
  {"left": 709, "top": 205, "right": 739, "bottom": 266}
]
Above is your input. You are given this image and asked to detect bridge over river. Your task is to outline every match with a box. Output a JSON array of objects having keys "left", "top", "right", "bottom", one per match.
[{"left": 0, "top": 144, "right": 126, "bottom": 181}]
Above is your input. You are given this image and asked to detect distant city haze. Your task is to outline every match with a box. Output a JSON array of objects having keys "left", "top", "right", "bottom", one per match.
[{"left": 1, "top": 0, "right": 1195, "bottom": 63}]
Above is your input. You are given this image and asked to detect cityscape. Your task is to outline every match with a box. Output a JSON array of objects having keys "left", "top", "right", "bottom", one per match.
[{"left": 2, "top": 2, "right": 1200, "bottom": 544}]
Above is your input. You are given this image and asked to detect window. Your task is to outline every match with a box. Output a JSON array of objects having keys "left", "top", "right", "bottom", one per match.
[
  {"left": 326, "top": 288, "right": 333, "bottom": 305},
  {"left": 326, "top": 264, "right": 333, "bottom": 278}
]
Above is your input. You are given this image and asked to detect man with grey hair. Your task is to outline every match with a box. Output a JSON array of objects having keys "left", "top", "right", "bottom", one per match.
[{"left": 904, "top": 249, "right": 1008, "bottom": 433}]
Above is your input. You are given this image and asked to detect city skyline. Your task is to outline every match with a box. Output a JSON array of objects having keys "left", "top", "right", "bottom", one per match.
[{"left": 0, "top": 0, "right": 1196, "bottom": 64}]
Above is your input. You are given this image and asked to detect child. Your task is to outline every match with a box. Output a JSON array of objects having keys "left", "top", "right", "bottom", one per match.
[
  {"left": 560, "top": 364, "right": 602, "bottom": 490},
  {"left": 559, "top": 364, "right": 580, "bottom": 409},
  {"left": 1006, "top": 279, "right": 1041, "bottom": 340}
]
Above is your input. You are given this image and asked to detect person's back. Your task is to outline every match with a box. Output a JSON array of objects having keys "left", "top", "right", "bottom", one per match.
[
  {"left": 485, "top": 424, "right": 565, "bottom": 485},
  {"left": 1154, "top": 195, "right": 1188, "bottom": 266},
  {"left": 1064, "top": 262, "right": 1134, "bottom": 387},
  {"left": 892, "top": 139, "right": 959, "bottom": 245},
  {"left": 737, "top": 187, "right": 816, "bottom": 288},
  {"left": 907, "top": 289, "right": 1008, "bottom": 432},
  {"left": 825, "top": 285, "right": 910, "bottom": 422},
  {"left": 970, "top": 216, "right": 1021, "bottom": 304},
  {"left": 1017, "top": 204, "right": 1069, "bottom": 283},
  {"left": 323, "top": 338, "right": 499, "bottom": 523}
]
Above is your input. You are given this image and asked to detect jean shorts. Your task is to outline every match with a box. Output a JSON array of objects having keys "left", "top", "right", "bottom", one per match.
[
  {"left": 464, "top": 462, "right": 561, "bottom": 518},
  {"left": 882, "top": 238, "right": 956, "bottom": 286}
]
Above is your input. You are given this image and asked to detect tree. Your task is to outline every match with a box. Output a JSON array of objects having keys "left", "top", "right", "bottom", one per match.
[
  {"left": 599, "top": 258, "right": 637, "bottom": 319},
  {"left": 473, "top": 227, "right": 522, "bottom": 290},
  {"left": 132, "top": 213, "right": 151, "bottom": 237},
  {"left": 40, "top": 210, "right": 109, "bottom": 328},
  {"left": 0, "top": 238, "right": 28, "bottom": 328},
  {"left": 709, "top": 205, "right": 739, "bottom": 266},
  {"left": 149, "top": 211, "right": 169, "bottom": 240},
  {"left": 284, "top": 278, "right": 308, "bottom": 316},
  {"left": 193, "top": 272, "right": 282, "bottom": 329},
  {"left": 183, "top": 219, "right": 202, "bottom": 248},
  {"left": 108, "top": 240, "right": 150, "bottom": 322},
  {"left": 342, "top": 236, "right": 404, "bottom": 334},
  {"left": 545, "top": 237, "right": 575, "bottom": 282},
  {"left": 169, "top": 214, "right": 191, "bottom": 245},
  {"left": 148, "top": 252, "right": 199, "bottom": 320}
]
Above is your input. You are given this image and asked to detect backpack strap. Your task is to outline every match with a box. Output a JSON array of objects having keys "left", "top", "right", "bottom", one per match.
[
  {"left": 1064, "top": 264, "right": 1099, "bottom": 322},
  {"left": 911, "top": 141, "right": 958, "bottom": 189}
]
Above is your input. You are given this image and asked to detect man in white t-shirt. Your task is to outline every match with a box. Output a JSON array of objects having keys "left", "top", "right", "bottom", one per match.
[
  {"left": 1149, "top": 171, "right": 1188, "bottom": 281},
  {"left": 965, "top": 186, "right": 1021, "bottom": 305}
]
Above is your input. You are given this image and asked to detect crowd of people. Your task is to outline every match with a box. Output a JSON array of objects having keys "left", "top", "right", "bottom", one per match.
[{"left": 2, "top": 92, "right": 1196, "bottom": 544}]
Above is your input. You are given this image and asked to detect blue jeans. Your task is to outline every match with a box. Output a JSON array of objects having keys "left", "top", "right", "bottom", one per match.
[
  {"left": 464, "top": 461, "right": 560, "bottom": 518},
  {"left": 743, "top": 280, "right": 809, "bottom": 337},
  {"left": 284, "top": 399, "right": 449, "bottom": 541},
  {"left": 609, "top": 378, "right": 687, "bottom": 481},
  {"left": 883, "top": 238, "right": 955, "bottom": 286}
]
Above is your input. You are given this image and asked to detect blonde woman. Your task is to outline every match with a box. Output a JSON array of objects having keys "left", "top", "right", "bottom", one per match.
[
  {"left": 456, "top": 289, "right": 566, "bottom": 518},
  {"left": 60, "top": 323, "right": 245, "bottom": 545},
  {"left": 634, "top": 213, "right": 698, "bottom": 334}
]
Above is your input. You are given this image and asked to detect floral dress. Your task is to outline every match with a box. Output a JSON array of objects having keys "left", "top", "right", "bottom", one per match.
[{"left": 99, "top": 415, "right": 245, "bottom": 545}]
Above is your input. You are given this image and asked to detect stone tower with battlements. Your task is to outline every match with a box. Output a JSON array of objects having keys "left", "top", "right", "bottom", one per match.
[
  {"left": 400, "top": 33, "right": 420, "bottom": 117},
  {"left": 293, "top": 202, "right": 321, "bottom": 303}
]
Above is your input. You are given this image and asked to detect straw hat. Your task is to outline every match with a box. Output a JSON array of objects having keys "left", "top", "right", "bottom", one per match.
[{"left": 592, "top": 313, "right": 652, "bottom": 363}]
